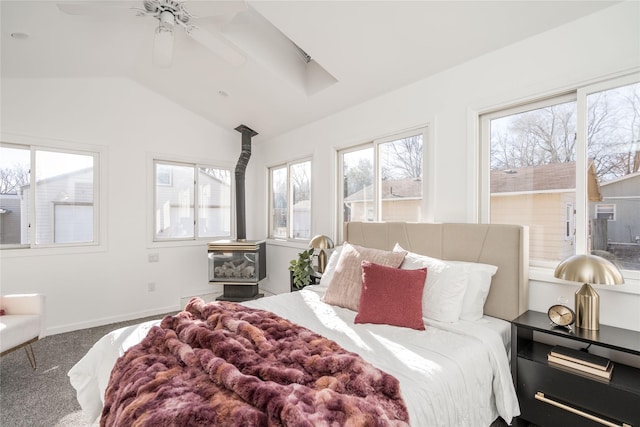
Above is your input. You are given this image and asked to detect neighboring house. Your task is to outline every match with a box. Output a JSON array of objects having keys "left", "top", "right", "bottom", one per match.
[
  {"left": 344, "top": 178, "right": 422, "bottom": 222},
  {"left": 0, "top": 194, "right": 21, "bottom": 244},
  {"left": 19, "top": 168, "right": 94, "bottom": 245},
  {"left": 592, "top": 171, "right": 640, "bottom": 244},
  {"left": 589, "top": 172, "right": 640, "bottom": 269},
  {"left": 491, "top": 162, "right": 601, "bottom": 262}
]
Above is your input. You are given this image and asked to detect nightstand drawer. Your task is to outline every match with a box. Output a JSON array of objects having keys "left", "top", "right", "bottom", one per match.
[{"left": 517, "top": 357, "right": 639, "bottom": 427}]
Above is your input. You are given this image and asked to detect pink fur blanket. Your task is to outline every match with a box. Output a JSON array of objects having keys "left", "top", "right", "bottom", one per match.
[{"left": 101, "top": 298, "right": 409, "bottom": 427}]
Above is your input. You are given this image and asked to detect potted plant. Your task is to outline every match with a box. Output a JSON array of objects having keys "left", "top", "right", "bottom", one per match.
[{"left": 288, "top": 248, "right": 316, "bottom": 291}]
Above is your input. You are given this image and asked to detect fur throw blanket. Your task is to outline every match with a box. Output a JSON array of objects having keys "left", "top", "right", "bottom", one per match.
[{"left": 101, "top": 298, "right": 409, "bottom": 427}]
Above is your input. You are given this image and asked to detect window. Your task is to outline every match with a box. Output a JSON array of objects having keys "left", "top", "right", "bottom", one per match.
[
  {"left": 565, "top": 204, "right": 574, "bottom": 240},
  {"left": 0, "top": 143, "right": 99, "bottom": 248},
  {"left": 339, "top": 129, "right": 425, "bottom": 232},
  {"left": 269, "top": 159, "right": 311, "bottom": 240},
  {"left": 481, "top": 77, "right": 639, "bottom": 272},
  {"left": 595, "top": 204, "right": 616, "bottom": 221},
  {"left": 154, "top": 160, "right": 231, "bottom": 241}
]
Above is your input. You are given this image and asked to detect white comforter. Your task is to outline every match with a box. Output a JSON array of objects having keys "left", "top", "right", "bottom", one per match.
[{"left": 68, "top": 289, "right": 519, "bottom": 426}]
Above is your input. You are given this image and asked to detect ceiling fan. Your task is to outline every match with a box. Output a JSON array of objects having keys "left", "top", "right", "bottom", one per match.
[{"left": 57, "top": 0, "right": 247, "bottom": 68}]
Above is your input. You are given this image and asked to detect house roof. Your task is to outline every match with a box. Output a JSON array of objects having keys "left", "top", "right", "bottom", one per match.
[
  {"left": 600, "top": 170, "right": 640, "bottom": 187},
  {"left": 491, "top": 162, "right": 576, "bottom": 193},
  {"left": 344, "top": 163, "right": 604, "bottom": 203},
  {"left": 344, "top": 178, "right": 422, "bottom": 202},
  {"left": 491, "top": 161, "right": 602, "bottom": 201}
]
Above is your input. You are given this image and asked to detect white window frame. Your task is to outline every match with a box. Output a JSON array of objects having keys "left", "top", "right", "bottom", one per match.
[
  {"left": 479, "top": 92, "right": 577, "bottom": 227},
  {"left": 268, "top": 157, "right": 312, "bottom": 241},
  {"left": 337, "top": 127, "right": 429, "bottom": 241},
  {"left": 152, "top": 158, "right": 234, "bottom": 243},
  {"left": 479, "top": 73, "right": 640, "bottom": 280},
  {"left": 0, "top": 134, "right": 106, "bottom": 255}
]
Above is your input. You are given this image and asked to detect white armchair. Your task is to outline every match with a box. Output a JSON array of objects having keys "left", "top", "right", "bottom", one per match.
[{"left": 0, "top": 294, "right": 46, "bottom": 369}]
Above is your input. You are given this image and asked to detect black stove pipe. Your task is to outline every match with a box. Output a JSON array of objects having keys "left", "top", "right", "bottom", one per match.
[{"left": 234, "top": 125, "right": 258, "bottom": 241}]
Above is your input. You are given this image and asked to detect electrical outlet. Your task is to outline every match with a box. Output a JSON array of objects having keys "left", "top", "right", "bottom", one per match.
[
  {"left": 147, "top": 282, "right": 156, "bottom": 292},
  {"left": 148, "top": 253, "right": 159, "bottom": 263}
]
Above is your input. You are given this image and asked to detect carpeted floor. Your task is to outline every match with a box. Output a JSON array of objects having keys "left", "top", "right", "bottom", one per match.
[
  {"left": 1, "top": 312, "right": 533, "bottom": 427},
  {"left": 0, "top": 313, "right": 171, "bottom": 427}
]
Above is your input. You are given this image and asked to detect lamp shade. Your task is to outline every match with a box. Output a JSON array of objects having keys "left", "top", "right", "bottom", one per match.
[
  {"left": 554, "top": 254, "right": 624, "bottom": 286},
  {"left": 308, "top": 235, "right": 334, "bottom": 250},
  {"left": 308, "top": 235, "right": 334, "bottom": 274}
]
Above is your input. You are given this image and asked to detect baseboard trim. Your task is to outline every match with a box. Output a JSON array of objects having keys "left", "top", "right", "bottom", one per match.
[{"left": 45, "top": 304, "right": 181, "bottom": 336}]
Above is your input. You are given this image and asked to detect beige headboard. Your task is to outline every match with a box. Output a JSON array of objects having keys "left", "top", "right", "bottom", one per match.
[{"left": 343, "top": 222, "right": 529, "bottom": 321}]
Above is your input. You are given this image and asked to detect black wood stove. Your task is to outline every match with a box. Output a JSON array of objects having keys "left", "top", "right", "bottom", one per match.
[{"left": 209, "top": 124, "right": 266, "bottom": 301}]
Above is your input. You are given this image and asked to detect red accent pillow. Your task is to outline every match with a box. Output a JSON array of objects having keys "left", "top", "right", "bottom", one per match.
[{"left": 355, "top": 261, "right": 427, "bottom": 330}]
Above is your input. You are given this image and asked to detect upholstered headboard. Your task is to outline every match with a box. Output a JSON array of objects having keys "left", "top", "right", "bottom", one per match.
[{"left": 343, "top": 222, "right": 529, "bottom": 321}]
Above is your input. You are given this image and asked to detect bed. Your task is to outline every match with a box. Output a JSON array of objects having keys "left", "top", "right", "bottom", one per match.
[{"left": 68, "top": 222, "right": 529, "bottom": 426}]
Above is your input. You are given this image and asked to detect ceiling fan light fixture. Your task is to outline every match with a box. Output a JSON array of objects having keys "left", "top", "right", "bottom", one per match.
[{"left": 153, "top": 10, "right": 175, "bottom": 68}]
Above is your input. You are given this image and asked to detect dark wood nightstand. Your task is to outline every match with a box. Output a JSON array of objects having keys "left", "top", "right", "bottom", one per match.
[{"left": 511, "top": 311, "right": 640, "bottom": 427}]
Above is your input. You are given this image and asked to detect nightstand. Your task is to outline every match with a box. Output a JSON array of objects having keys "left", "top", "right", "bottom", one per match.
[{"left": 511, "top": 311, "right": 640, "bottom": 427}]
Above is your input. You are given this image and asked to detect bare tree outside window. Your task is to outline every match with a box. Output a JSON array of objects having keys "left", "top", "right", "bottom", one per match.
[{"left": 380, "top": 135, "right": 423, "bottom": 180}]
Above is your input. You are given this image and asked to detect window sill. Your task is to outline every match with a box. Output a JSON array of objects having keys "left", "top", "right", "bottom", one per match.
[
  {"left": 530, "top": 266, "right": 640, "bottom": 295},
  {"left": 266, "top": 238, "right": 310, "bottom": 250},
  {"left": 148, "top": 238, "right": 229, "bottom": 249},
  {"left": 0, "top": 243, "right": 106, "bottom": 258}
]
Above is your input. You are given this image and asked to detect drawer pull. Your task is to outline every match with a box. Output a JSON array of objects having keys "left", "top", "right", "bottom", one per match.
[{"left": 535, "top": 392, "right": 631, "bottom": 427}]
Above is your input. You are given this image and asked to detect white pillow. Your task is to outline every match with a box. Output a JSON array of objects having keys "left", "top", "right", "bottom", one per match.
[
  {"left": 450, "top": 261, "right": 498, "bottom": 321},
  {"left": 394, "top": 243, "right": 468, "bottom": 323},
  {"left": 318, "top": 245, "right": 343, "bottom": 289}
]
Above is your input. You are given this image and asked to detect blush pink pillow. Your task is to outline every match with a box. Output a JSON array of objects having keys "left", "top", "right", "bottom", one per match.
[
  {"left": 323, "top": 243, "right": 407, "bottom": 311},
  {"left": 355, "top": 261, "right": 427, "bottom": 330}
]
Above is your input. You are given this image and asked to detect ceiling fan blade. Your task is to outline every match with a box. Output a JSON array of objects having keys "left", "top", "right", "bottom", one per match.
[
  {"left": 153, "top": 27, "right": 174, "bottom": 68},
  {"left": 57, "top": 2, "right": 137, "bottom": 18},
  {"left": 187, "top": 26, "right": 246, "bottom": 67}
]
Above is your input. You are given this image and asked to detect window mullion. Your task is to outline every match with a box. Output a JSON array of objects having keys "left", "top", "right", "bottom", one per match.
[
  {"left": 92, "top": 152, "right": 100, "bottom": 245},
  {"left": 286, "top": 165, "right": 292, "bottom": 239},
  {"left": 193, "top": 165, "right": 198, "bottom": 240},
  {"left": 28, "top": 148, "right": 36, "bottom": 247},
  {"left": 575, "top": 87, "right": 589, "bottom": 254},
  {"left": 374, "top": 142, "right": 381, "bottom": 221}
]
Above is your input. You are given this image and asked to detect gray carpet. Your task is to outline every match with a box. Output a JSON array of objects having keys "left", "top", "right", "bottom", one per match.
[
  {"left": 0, "top": 313, "right": 172, "bottom": 427},
  {"left": 1, "top": 312, "right": 530, "bottom": 427}
]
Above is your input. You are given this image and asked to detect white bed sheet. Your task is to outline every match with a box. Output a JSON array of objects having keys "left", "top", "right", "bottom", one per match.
[{"left": 68, "top": 291, "right": 519, "bottom": 426}]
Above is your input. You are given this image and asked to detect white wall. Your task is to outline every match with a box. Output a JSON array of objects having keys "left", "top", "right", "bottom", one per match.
[
  {"left": 250, "top": 1, "right": 640, "bottom": 330},
  {"left": 1, "top": 77, "right": 241, "bottom": 334}
]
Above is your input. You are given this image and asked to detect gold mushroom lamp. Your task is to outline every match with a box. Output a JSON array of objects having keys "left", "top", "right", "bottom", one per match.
[
  {"left": 308, "top": 235, "right": 334, "bottom": 274},
  {"left": 554, "top": 254, "right": 624, "bottom": 330}
]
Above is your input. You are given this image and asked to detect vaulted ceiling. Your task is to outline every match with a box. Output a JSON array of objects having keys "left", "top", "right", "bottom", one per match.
[{"left": 1, "top": 1, "right": 618, "bottom": 141}]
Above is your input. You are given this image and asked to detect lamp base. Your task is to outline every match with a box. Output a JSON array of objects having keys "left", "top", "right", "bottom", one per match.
[{"left": 575, "top": 283, "right": 600, "bottom": 330}]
